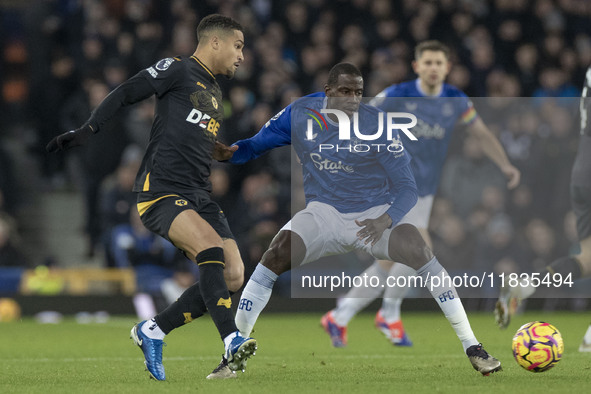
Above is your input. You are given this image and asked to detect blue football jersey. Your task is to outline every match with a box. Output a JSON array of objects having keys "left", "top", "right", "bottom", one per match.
[
  {"left": 371, "top": 79, "right": 477, "bottom": 196},
  {"left": 230, "top": 92, "right": 418, "bottom": 226}
]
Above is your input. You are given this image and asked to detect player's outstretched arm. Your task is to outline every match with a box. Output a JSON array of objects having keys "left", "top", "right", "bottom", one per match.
[
  {"left": 46, "top": 124, "right": 95, "bottom": 152},
  {"left": 226, "top": 106, "right": 292, "bottom": 164},
  {"left": 46, "top": 73, "right": 156, "bottom": 153},
  {"left": 467, "top": 118, "right": 521, "bottom": 189},
  {"left": 213, "top": 141, "right": 239, "bottom": 161}
]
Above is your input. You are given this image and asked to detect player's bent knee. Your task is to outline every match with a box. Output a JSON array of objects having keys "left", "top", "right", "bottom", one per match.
[
  {"left": 261, "top": 245, "right": 290, "bottom": 275},
  {"left": 168, "top": 210, "right": 225, "bottom": 260},
  {"left": 224, "top": 261, "right": 244, "bottom": 292},
  {"left": 261, "top": 230, "right": 295, "bottom": 275},
  {"left": 388, "top": 223, "right": 433, "bottom": 269},
  {"left": 222, "top": 239, "right": 245, "bottom": 291}
]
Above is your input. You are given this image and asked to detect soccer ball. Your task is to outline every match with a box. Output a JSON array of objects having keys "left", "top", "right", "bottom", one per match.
[{"left": 512, "top": 321, "right": 563, "bottom": 372}]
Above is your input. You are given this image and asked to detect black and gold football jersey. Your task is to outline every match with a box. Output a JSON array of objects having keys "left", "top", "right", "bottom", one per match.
[
  {"left": 86, "top": 55, "right": 226, "bottom": 196},
  {"left": 132, "top": 56, "right": 224, "bottom": 195}
]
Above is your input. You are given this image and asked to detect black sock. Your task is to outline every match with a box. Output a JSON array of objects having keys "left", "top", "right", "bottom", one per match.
[
  {"left": 197, "top": 247, "right": 238, "bottom": 340},
  {"left": 154, "top": 281, "right": 206, "bottom": 334},
  {"left": 546, "top": 256, "right": 582, "bottom": 281}
]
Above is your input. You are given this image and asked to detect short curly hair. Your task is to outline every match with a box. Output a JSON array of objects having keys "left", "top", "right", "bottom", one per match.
[
  {"left": 327, "top": 63, "right": 363, "bottom": 87},
  {"left": 197, "top": 14, "right": 243, "bottom": 42}
]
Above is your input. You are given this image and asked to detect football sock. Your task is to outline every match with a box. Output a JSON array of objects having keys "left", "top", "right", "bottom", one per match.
[
  {"left": 583, "top": 324, "right": 591, "bottom": 345},
  {"left": 223, "top": 330, "right": 241, "bottom": 349},
  {"left": 151, "top": 274, "right": 240, "bottom": 337},
  {"left": 417, "top": 257, "right": 478, "bottom": 352},
  {"left": 154, "top": 281, "right": 206, "bottom": 334},
  {"left": 197, "top": 247, "right": 238, "bottom": 340},
  {"left": 235, "top": 263, "right": 278, "bottom": 337},
  {"left": 512, "top": 279, "right": 536, "bottom": 300},
  {"left": 381, "top": 297, "right": 402, "bottom": 323},
  {"left": 332, "top": 260, "right": 388, "bottom": 326},
  {"left": 514, "top": 256, "right": 582, "bottom": 299},
  {"left": 382, "top": 263, "right": 416, "bottom": 323},
  {"left": 141, "top": 318, "right": 166, "bottom": 340},
  {"left": 547, "top": 256, "right": 582, "bottom": 280}
]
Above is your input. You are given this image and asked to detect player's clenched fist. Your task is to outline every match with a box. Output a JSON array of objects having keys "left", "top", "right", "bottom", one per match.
[{"left": 46, "top": 124, "right": 95, "bottom": 152}]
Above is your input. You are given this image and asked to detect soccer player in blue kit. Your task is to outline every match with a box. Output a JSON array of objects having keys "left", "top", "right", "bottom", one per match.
[
  {"left": 214, "top": 61, "right": 503, "bottom": 376},
  {"left": 323, "top": 40, "right": 521, "bottom": 347}
]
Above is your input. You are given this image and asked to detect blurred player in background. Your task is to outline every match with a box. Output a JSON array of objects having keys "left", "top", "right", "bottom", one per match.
[
  {"left": 46, "top": 14, "right": 256, "bottom": 381},
  {"left": 215, "top": 62, "right": 503, "bottom": 376},
  {"left": 496, "top": 66, "right": 591, "bottom": 352},
  {"left": 322, "top": 40, "right": 520, "bottom": 347}
]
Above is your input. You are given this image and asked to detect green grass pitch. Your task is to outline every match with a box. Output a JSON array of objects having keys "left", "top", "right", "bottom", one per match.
[{"left": 1, "top": 311, "right": 590, "bottom": 393}]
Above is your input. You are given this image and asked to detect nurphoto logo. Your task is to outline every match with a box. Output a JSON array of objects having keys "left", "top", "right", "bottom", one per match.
[{"left": 305, "top": 108, "right": 417, "bottom": 142}]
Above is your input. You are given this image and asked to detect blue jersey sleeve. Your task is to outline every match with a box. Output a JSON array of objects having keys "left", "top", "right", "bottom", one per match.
[
  {"left": 229, "top": 105, "right": 292, "bottom": 164},
  {"left": 384, "top": 163, "right": 418, "bottom": 226},
  {"left": 374, "top": 132, "right": 418, "bottom": 225}
]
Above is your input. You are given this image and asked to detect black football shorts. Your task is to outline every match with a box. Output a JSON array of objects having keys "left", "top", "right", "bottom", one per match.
[{"left": 136, "top": 191, "right": 234, "bottom": 242}]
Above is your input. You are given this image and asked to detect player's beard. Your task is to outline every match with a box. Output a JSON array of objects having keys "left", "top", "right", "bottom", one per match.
[{"left": 224, "top": 65, "right": 237, "bottom": 79}]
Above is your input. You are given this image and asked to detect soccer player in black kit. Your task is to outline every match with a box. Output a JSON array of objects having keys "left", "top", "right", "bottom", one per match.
[
  {"left": 496, "top": 66, "right": 591, "bottom": 352},
  {"left": 47, "top": 14, "right": 255, "bottom": 380}
]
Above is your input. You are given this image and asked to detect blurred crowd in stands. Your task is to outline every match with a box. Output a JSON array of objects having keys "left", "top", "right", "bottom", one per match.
[{"left": 0, "top": 0, "right": 590, "bottom": 299}]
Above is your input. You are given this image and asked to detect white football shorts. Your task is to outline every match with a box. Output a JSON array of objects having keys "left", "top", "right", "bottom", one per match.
[
  {"left": 280, "top": 201, "right": 395, "bottom": 265},
  {"left": 397, "top": 195, "right": 434, "bottom": 230},
  {"left": 280, "top": 196, "right": 433, "bottom": 265}
]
